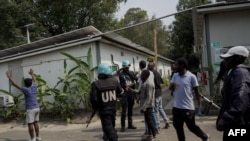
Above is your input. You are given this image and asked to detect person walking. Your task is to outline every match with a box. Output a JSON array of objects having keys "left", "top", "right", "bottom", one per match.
[
  {"left": 140, "top": 70, "right": 157, "bottom": 141},
  {"left": 169, "top": 58, "right": 209, "bottom": 141},
  {"left": 6, "top": 69, "right": 42, "bottom": 141},
  {"left": 216, "top": 46, "right": 250, "bottom": 141},
  {"left": 118, "top": 60, "right": 137, "bottom": 132},
  {"left": 148, "top": 62, "right": 170, "bottom": 130},
  {"left": 90, "top": 63, "right": 123, "bottom": 141}
]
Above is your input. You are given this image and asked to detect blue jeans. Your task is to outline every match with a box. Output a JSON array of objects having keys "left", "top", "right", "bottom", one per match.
[
  {"left": 145, "top": 107, "right": 158, "bottom": 134},
  {"left": 152, "top": 105, "right": 159, "bottom": 130},
  {"left": 144, "top": 108, "right": 156, "bottom": 137},
  {"left": 154, "top": 96, "right": 169, "bottom": 128}
]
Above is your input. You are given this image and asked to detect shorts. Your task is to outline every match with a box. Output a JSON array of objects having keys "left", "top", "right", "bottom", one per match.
[{"left": 26, "top": 108, "right": 40, "bottom": 124}]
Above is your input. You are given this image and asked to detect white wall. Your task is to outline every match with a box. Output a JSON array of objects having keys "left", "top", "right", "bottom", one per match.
[
  {"left": 200, "top": 8, "right": 250, "bottom": 96},
  {"left": 0, "top": 44, "right": 93, "bottom": 109},
  {"left": 20, "top": 45, "right": 92, "bottom": 87},
  {"left": 0, "top": 64, "right": 10, "bottom": 91},
  {"left": 208, "top": 9, "right": 250, "bottom": 68},
  {"left": 0, "top": 40, "right": 172, "bottom": 109},
  {"left": 157, "top": 60, "right": 172, "bottom": 78},
  {"left": 99, "top": 42, "right": 172, "bottom": 78}
]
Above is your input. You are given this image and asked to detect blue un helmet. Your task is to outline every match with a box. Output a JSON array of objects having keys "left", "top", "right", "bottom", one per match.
[
  {"left": 122, "top": 60, "right": 131, "bottom": 67},
  {"left": 97, "top": 63, "right": 111, "bottom": 75}
]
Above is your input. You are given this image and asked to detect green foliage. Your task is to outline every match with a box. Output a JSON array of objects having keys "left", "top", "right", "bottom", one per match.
[
  {"left": 167, "top": 0, "right": 211, "bottom": 72},
  {"left": 116, "top": 8, "right": 170, "bottom": 56},
  {"left": 147, "top": 56, "right": 154, "bottom": 62},
  {"left": 60, "top": 48, "right": 95, "bottom": 111},
  {"left": 49, "top": 48, "right": 94, "bottom": 120},
  {"left": 34, "top": 74, "right": 53, "bottom": 112},
  {"left": 161, "top": 76, "right": 170, "bottom": 88},
  {"left": 0, "top": 89, "right": 24, "bottom": 121},
  {"left": 0, "top": 48, "right": 95, "bottom": 121},
  {"left": 35, "top": 0, "right": 125, "bottom": 35},
  {"left": 0, "top": 0, "right": 49, "bottom": 49},
  {"left": 0, "top": 0, "right": 127, "bottom": 48}
]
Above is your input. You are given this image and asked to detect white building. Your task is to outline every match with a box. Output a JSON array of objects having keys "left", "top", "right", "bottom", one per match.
[
  {"left": 0, "top": 26, "right": 173, "bottom": 108},
  {"left": 193, "top": 1, "right": 250, "bottom": 96}
]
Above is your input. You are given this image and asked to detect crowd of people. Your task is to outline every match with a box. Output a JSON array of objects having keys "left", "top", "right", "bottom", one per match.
[
  {"left": 6, "top": 46, "right": 250, "bottom": 141},
  {"left": 90, "top": 59, "right": 171, "bottom": 141}
]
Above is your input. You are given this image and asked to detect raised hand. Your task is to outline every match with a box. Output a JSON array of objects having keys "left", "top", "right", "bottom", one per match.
[
  {"left": 29, "top": 68, "right": 34, "bottom": 75},
  {"left": 6, "top": 70, "right": 11, "bottom": 78}
]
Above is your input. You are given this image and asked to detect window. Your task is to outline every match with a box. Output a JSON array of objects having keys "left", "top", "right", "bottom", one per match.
[
  {"left": 159, "top": 69, "right": 162, "bottom": 76},
  {"left": 111, "top": 65, "right": 119, "bottom": 72}
]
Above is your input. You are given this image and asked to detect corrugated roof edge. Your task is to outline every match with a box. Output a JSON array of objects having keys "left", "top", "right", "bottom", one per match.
[
  {"left": 0, "top": 26, "right": 102, "bottom": 58},
  {"left": 0, "top": 26, "right": 174, "bottom": 63},
  {"left": 101, "top": 32, "right": 174, "bottom": 63}
]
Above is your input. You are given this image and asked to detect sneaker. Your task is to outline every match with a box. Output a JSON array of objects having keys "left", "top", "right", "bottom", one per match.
[
  {"left": 30, "top": 138, "right": 36, "bottom": 141},
  {"left": 120, "top": 126, "right": 125, "bottom": 132},
  {"left": 156, "top": 129, "right": 160, "bottom": 134},
  {"left": 143, "top": 131, "right": 149, "bottom": 136},
  {"left": 141, "top": 135, "right": 156, "bottom": 141},
  {"left": 128, "top": 125, "right": 137, "bottom": 129},
  {"left": 163, "top": 123, "right": 170, "bottom": 129},
  {"left": 203, "top": 133, "right": 210, "bottom": 141},
  {"left": 36, "top": 136, "right": 42, "bottom": 141}
]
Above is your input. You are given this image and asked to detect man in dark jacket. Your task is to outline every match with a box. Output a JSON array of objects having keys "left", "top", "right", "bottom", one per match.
[
  {"left": 118, "top": 60, "right": 137, "bottom": 132},
  {"left": 117, "top": 60, "right": 136, "bottom": 132},
  {"left": 90, "top": 63, "right": 123, "bottom": 141},
  {"left": 217, "top": 46, "right": 250, "bottom": 141}
]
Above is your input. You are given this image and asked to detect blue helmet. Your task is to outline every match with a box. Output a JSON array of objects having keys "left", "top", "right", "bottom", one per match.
[
  {"left": 122, "top": 60, "right": 130, "bottom": 67},
  {"left": 97, "top": 63, "right": 111, "bottom": 75}
]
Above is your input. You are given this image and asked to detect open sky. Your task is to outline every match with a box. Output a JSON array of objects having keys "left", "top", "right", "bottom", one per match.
[
  {"left": 115, "top": 0, "right": 216, "bottom": 26},
  {"left": 115, "top": 0, "right": 179, "bottom": 26}
]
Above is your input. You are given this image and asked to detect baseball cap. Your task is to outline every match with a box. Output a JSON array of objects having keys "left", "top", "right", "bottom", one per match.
[{"left": 220, "top": 46, "right": 249, "bottom": 58}]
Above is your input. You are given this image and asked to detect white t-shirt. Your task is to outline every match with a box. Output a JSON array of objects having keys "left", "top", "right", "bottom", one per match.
[
  {"left": 137, "top": 69, "right": 155, "bottom": 89},
  {"left": 171, "top": 71, "right": 199, "bottom": 110}
]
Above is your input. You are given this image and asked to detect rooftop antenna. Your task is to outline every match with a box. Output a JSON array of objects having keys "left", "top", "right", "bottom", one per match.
[{"left": 23, "top": 23, "right": 35, "bottom": 43}]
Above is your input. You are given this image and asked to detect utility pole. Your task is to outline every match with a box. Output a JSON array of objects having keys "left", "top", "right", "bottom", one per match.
[
  {"left": 23, "top": 23, "right": 35, "bottom": 44},
  {"left": 154, "top": 29, "right": 158, "bottom": 70}
]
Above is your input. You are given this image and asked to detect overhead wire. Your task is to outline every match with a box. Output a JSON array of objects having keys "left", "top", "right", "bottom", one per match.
[{"left": 101, "top": 1, "right": 226, "bottom": 35}]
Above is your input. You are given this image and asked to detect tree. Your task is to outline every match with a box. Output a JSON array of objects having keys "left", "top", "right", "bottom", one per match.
[
  {"left": 0, "top": 0, "right": 127, "bottom": 49},
  {"left": 0, "top": 0, "right": 49, "bottom": 49},
  {"left": 35, "top": 0, "right": 126, "bottom": 35},
  {"left": 118, "top": 8, "right": 149, "bottom": 46},
  {"left": 117, "top": 8, "right": 169, "bottom": 56},
  {"left": 167, "top": 0, "right": 211, "bottom": 72}
]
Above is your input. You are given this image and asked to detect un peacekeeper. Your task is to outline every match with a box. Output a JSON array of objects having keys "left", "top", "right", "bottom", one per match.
[
  {"left": 117, "top": 60, "right": 137, "bottom": 132},
  {"left": 90, "top": 63, "right": 123, "bottom": 141}
]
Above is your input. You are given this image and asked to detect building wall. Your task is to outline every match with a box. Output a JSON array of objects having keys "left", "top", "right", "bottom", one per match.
[
  {"left": 0, "top": 44, "right": 92, "bottom": 109},
  {"left": 99, "top": 42, "right": 172, "bottom": 78},
  {"left": 157, "top": 60, "right": 172, "bottom": 77},
  {"left": 0, "top": 40, "right": 172, "bottom": 109},
  {"left": 0, "top": 63, "right": 10, "bottom": 91},
  {"left": 207, "top": 9, "right": 250, "bottom": 70},
  {"left": 200, "top": 7, "right": 250, "bottom": 96}
]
